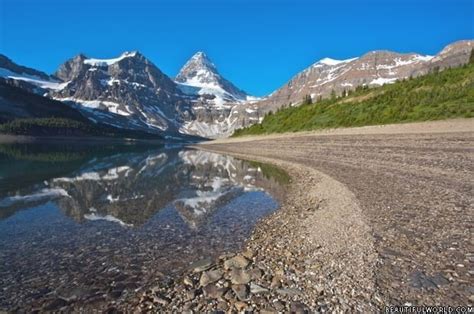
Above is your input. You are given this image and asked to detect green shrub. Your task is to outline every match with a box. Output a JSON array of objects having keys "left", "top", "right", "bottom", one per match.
[{"left": 233, "top": 63, "right": 474, "bottom": 136}]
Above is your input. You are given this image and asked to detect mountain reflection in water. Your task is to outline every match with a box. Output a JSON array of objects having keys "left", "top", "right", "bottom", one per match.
[{"left": 0, "top": 142, "right": 287, "bottom": 311}]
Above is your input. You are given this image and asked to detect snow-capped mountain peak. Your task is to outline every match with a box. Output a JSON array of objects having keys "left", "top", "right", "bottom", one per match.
[
  {"left": 175, "top": 51, "right": 252, "bottom": 107},
  {"left": 175, "top": 51, "right": 221, "bottom": 86},
  {"left": 188, "top": 51, "right": 217, "bottom": 72},
  {"left": 173, "top": 51, "right": 259, "bottom": 138}
]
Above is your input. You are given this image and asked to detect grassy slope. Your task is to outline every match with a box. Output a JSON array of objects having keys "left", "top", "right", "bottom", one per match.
[{"left": 233, "top": 63, "right": 474, "bottom": 137}]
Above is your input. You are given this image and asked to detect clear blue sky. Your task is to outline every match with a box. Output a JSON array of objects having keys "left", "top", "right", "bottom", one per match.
[{"left": 0, "top": 0, "right": 473, "bottom": 96}]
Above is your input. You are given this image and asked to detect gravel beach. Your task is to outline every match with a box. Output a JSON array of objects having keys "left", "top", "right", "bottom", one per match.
[{"left": 133, "top": 119, "right": 473, "bottom": 312}]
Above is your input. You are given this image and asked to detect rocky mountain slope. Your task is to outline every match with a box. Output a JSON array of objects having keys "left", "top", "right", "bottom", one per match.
[
  {"left": 51, "top": 51, "right": 192, "bottom": 136},
  {"left": 0, "top": 39, "right": 472, "bottom": 139},
  {"left": 253, "top": 40, "right": 474, "bottom": 113},
  {"left": 174, "top": 52, "right": 260, "bottom": 138},
  {"left": 0, "top": 55, "right": 67, "bottom": 93},
  {"left": 175, "top": 52, "right": 251, "bottom": 105},
  {"left": 0, "top": 51, "right": 258, "bottom": 138},
  {"left": 0, "top": 80, "right": 166, "bottom": 139}
]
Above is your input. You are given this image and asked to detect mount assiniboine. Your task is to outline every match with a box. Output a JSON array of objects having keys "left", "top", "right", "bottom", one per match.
[{"left": 0, "top": 39, "right": 472, "bottom": 139}]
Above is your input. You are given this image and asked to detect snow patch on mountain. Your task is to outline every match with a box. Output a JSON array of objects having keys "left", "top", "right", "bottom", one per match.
[
  {"left": 55, "top": 97, "right": 132, "bottom": 116},
  {"left": 414, "top": 55, "right": 434, "bottom": 62},
  {"left": 316, "top": 57, "right": 358, "bottom": 67},
  {"left": 0, "top": 67, "right": 69, "bottom": 91},
  {"left": 370, "top": 77, "right": 398, "bottom": 86},
  {"left": 83, "top": 51, "right": 138, "bottom": 67},
  {"left": 177, "top": 81, "right": 242, "bottom": 107}
]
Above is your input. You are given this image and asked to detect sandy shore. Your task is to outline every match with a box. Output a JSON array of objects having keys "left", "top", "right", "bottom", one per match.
[{"left": 133, "top": 119, "right": 473, "bottom": 312}]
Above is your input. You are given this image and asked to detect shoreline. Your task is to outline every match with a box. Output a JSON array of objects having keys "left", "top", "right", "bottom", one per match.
[
  {"left": 132, "top": 118, "right": 473, "bottom": 311},
  {"left": 133, "top": 152, "right": 380, "bottom": 312},
  {"left": 4, "top": 118, "right": 472, "bottom": 311},
  {"left": 0, "top": 134, "right": 166, "bottom": 145}
]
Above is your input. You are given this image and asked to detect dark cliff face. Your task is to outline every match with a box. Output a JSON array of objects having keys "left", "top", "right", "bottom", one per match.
[
  {"left": 51, "top": 52, "right": 192, "bottom": 135},
  {"left": 54, "top": 54, "right": 87, "bottom": 82}
]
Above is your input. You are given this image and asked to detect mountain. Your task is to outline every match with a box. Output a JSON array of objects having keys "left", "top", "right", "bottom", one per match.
[
  {"left": 234, "top": 55, "right": 474, "bottom": 136},
  {"left": 51, "top": 51, "right": 192, "bottom": 136},
  {"left": 252, "top": 40, "right": 474, "bottom": 114},
  {"left": 175, "top": 51, "right": 251, "bottom": 105},
  {"left": 0, "top": 79, "right": 88, "bottom": 123},
  {"left": 174, "top": 52, "right": 260, "bottom": 138},
  {"left": 0, "top": 51, "right": 255, "bottom": 139},
  {"left": 0, "top": 79, "right": 166, "bottom": 139},
  {"left": 0, "top": 54, "right": 66, "bottom": 94},
  {"left": 1, "top": 39, "right": 472, "bottom": 139}
]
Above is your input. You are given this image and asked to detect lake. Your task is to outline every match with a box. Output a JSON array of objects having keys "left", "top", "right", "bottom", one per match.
[{"left": 0, "top": 142, "right": 287, "bottom": 311}]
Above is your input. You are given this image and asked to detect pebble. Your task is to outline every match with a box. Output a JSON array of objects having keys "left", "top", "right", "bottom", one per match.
[
  {"left": 200, "top": 269, "right": 224, "bottom": 286},
  {"left": 190, "top": 258, "right": 213, "bottom": 273},
  {"left": 273, "top": 300, "right": 286, "bottom": 311},
  {"left": 232, "top": 284, "right": 249, "bottom": 301},
  {"left": 234, "top": 301, "right": 248, "bottom": 311},
  {"left": 203, "top": 284, "right": 227, "bottom": 299},
  {"left": 230, "top": 269, "right": 251, "bottom": 285},
  {"left": 276, "top": 288, "right": 303, "bottom": 296},
  {"left": 250, "top": 283, "right": 269, "bottom": 294},
  {"left": 290, "top": 301, "right": 308, "bottom": 313},
  {"left": 224, "top": 255, "right": 250, "bottom": 270}
]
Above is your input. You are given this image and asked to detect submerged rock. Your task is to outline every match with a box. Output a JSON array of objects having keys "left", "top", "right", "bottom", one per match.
[
  {"left": 190, "top": 258, "right": 213, "bottom": 273},
  {"left": 223, "top": 255, "right": 250, "bottom": 270}
]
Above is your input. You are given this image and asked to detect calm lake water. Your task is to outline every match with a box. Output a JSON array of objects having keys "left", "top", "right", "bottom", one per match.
[{"left": 0, "top": 142, "right": 288, "bottom": 311}]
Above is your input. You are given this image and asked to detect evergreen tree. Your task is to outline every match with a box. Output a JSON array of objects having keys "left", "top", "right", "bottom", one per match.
[
  {"left": 469, "top": 49, "right": 474, "bottom": 64},
  {"left": 302, "top": 94, "right": 312, "bottom": 105}
]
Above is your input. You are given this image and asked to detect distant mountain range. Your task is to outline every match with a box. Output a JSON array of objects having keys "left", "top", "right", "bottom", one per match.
[{"left": 0, "top": 39, "right": 472, "bottom": 139}]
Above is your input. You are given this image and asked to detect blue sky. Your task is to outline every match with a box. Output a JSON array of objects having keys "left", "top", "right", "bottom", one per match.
[{"left": 0, "top": 0, "right": 473, "bottom": 96}]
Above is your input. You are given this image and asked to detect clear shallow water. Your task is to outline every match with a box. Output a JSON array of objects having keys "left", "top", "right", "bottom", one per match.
[{"left": 0, "top": 142, "right": 288, "bottom": 311}]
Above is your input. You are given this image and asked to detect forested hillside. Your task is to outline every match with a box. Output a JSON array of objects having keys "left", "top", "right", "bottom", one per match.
[{"left": 233, "top": 55, "right": 474, "bottom": 136}]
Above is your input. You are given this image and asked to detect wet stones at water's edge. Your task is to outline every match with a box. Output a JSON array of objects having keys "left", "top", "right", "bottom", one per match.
[
  {"left": 0, "top": 146, "right": 288, "bottom": 312},
  {"left": 136, "top": 252, "right": 313, "bottom": 312}
]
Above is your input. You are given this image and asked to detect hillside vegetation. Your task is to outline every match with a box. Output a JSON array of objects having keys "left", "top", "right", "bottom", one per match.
[
  {"left": 0, "top": 117, "right": 164, "bottom": 139},
  {"left": 0, "top": 80, "right": 163, "bottom": 139},
  {"left": 233, "top": 61, "right": 474, "bottom": 137}
]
